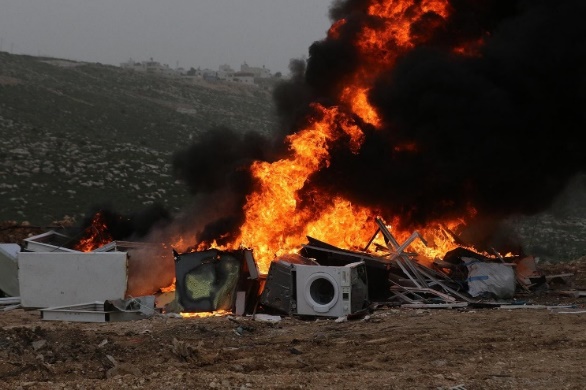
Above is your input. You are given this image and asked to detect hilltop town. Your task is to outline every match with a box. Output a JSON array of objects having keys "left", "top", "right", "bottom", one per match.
[{"left": 119, "top": 58, "right": 283, "bottom": 89}]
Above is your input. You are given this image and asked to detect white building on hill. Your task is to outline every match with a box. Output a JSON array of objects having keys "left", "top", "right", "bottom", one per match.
[
  {"left": 240, "top": 62, "right": 271, "bottom": 78},
  {"left": 120, "top": 58, "right": 179, "bottom": 77}
]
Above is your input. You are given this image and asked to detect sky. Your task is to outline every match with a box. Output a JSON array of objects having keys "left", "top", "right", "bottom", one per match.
[{"left": 0, "top": 0, "right": 333, "bottom": 74}]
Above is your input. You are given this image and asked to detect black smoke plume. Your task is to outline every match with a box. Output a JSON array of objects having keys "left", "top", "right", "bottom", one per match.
[
  {"left": 299, "top": 0, "right": 586, "bottom": 249},
  {"left": 172, "top": 0, "right": 586, "bottom": 253},
  {"left": 74, "top": 202, "right": 171, "bottom": 243},
  {"left": 171, "top": 126, "right": 271, "bottom": 244}
]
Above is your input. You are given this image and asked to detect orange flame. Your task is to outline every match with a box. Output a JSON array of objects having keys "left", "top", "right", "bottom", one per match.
[
  {"left": 338, "top": 0, "right": 450, "bottom": 127},
  {"left": 327, "top": 18, "right": 347, "bottom": 40},
  {"left": 160, "top": 278, "right": 176, "bottom": 293},
  {"left": 73, "top": 212, "right": 113, "bottom": 252},
  {"left": 231, "top": 104, "right": 376, "bottom": 273},
  {"left": 169, "top": 1, "right": 498, "bottom": 274},
  {"left": 453, "top": 36, "right": 487, "bottom": 57},
  {"left": 224, "top": 1, "right": 457, "bottom": 273},
  {"left": 180, "top": 310, "right": 230, "bottom": 319}
]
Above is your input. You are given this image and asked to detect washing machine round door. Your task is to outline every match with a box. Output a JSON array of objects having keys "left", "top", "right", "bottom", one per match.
[{"left": 304, "top": 272, "right": 339, "bottom": 313}]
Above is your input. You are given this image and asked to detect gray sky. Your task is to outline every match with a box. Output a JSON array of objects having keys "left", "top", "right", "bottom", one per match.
[{"left": 0, "top": 0, "right": 333, "bottom": 74}]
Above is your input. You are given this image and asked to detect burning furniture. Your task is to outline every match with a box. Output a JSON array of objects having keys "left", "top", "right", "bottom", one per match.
[{"left": 295, "top": 217, "right": 547, "bottom": 308}]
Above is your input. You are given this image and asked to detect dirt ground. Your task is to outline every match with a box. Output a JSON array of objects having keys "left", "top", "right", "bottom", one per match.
[
  {"left": 2, "top": 266, "right": 586, "bottom": 390},
  {"left": 2, "top": 223, "right": 586, "bottom": 389}
]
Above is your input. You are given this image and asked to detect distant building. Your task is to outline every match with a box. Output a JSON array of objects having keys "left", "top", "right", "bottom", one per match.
[
  {"left": 120, "top": 58, "right": 146, "bottom": 72},
  {"left": 202, "top": 69, "right": 219, "bottom": 81},
  {"left": 218, "top": 64, "right": 234, "bottom": 73},
  {"left": 120, "top": 58, "right": 179, "bottom": 77},
  {"left": 217, "top": 64, "right": 234, "bottom": 81},
  {"left": 232, "top": 71, "right": 255, "bottom": 84},
  {"left": 240, "top": 62, "right": 271, "bottom": 78},
  {"left": 144, "top": 59, "right": 176, "bottom": 76},
  {"left": 120, "top": 58, "right": 274, "bottom": 86}
]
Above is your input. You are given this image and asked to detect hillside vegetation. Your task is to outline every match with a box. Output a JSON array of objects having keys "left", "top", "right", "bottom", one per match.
[
  {"left": 0, "top": 52, "right": 584, "bottom": 261},
  {"left": 0, "top": 52, "right": 277, "bottom": 225}
]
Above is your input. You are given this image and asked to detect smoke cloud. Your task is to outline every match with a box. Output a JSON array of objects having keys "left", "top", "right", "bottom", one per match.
[
  {"left": 306, "top": 0, "right": 586, "bottom": 232},
  {"left": 170, "top": 0, "right": 586, "bottom": 252}
]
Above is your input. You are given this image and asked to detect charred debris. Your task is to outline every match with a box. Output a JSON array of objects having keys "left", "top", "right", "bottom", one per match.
[{"left": 1, "top": 214, "right": 580, "bottom": 321}]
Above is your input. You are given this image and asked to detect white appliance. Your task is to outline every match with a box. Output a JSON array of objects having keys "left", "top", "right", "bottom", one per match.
[{"left": 294, "top": 261, "right": 368, "bottom": 317}]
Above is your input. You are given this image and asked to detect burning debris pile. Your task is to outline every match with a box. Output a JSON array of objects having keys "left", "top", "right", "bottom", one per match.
[
  {"left": 168, "top": 0, "right": 586, "bottom": 282},
  {"left": 256, "top": 216, "right": 550, "bottom": 317},
  {"left": 0, "top": 212, "right": 174, "bottom": 307},
  {"left": 3, "top": 0, "right": 586, "bottom": 319},
  {"left": 1, "top": 211, "right": 564, "bottom": 320}
]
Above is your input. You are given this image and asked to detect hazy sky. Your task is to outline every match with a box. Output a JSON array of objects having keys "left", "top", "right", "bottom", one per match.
[{"left": 0, "top": 0, "right": 333, "bottom": 74}]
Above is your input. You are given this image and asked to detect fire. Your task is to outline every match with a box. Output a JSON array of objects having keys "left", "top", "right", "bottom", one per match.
[
  {"left": 171, "top": 0, "right": 496, "bottom": 274},
  {"left": 232, "top": 104, "right": 374, "bottom": 273},
  {"left": 73, "top": 212, "right": 112, "bottom": 252},
  {"left": 180, "top": 310, "right": 230, "bottom": 319},
  {"left": 341, "top": 86, "right": 381, "bottom": 127},
  {"left": 223, "top": 0, "right": 459, "bottom": 273},
  {"left": 160, "top": 278, "right": 176, "bottom": 293},
  {"left": 327, "top": 19, "right": 346, "bottom": 40},
  {"left": 340, "top": 1, "right": 450, "bottom": 127},
  {"left": 453, "top": 36, "right": 486, "bottom": 57}
]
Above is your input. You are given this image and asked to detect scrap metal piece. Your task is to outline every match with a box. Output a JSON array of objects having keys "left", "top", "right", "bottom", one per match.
[
  {"left": 40, "top": 301, "right": 147, "bottom": 322},
  {"left": 18, "top": 251, "right": 128, "bottom": 308},
  {"left": 402, "top": 303, "right": 468, "bottom": 309},
  {"left": 394, "top": 258, "right": 424, "bottom": 289},
  {"left": 0, "top": 244, "right": 21, "bottom": 296},
  {"left": 415, "top": 264, "right": 474, "bottom": 303},
  {"left": 22, "top": 230, "right": 78, "bottom": 252},
  {"left": 1, "top": 296, "right": 22, "bottom": 311},
  {"left": 491, "top": 248, "right": 532, "bottom": 293},
  {"left": 259, "top": 260, "right": 295, "bottom": 314},
  {"left": 375, "top": 217, "right": 401, "bottom": 250}
]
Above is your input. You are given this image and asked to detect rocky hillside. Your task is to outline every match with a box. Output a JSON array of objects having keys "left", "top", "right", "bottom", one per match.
[
  {"left": 0, "top": 52, "right": 278, "bottom": 225},
  {"left": 0, "top": 52, "right": 584, "bottom": 262},
  {"left": 505, "top": 174, "right": 586, "bottom": 262}
]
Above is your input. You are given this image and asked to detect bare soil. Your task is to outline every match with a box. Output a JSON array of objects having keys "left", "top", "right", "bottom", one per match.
[{"left": 3, "top": 224, "right": 586, "bottom": 389}]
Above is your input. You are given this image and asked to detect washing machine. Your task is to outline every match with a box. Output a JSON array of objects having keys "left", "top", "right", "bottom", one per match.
[{"left": 294, "top": 261, "right": 368, "bottom": 317}]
